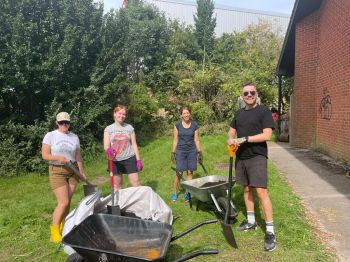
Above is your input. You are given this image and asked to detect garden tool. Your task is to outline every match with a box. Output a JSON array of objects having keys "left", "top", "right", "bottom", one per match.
[
  {"left": 219, "top": 144, "right": 238, "bottom": 248},
  {"left": 64, "top": 161, "right": 97, "bottom": 196},
  {"left": 106, "top": 148, "right": 121, "bottom": 215}
]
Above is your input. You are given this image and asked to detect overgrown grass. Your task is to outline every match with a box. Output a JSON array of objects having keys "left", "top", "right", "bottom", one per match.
[{"left": 0, "top": 135, "right": 334, "bottom": 261}]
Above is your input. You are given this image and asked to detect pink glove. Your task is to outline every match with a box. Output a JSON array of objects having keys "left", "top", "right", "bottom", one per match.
[
  {"left": 137, "top": 160, "right": 143, "bottom": 171},
  {"left": 106, "top": 147, "right": 115, "bottom": 160},
  {"left": 106, "top": 147, "right": 115, "bottom": 157}
]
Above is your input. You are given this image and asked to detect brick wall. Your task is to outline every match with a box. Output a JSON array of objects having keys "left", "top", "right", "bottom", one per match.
[
  {"left": 291, "top": 11, "right": 320, "bottom": 148},
  {"left": 291, "top": 0, "right": 350, "bottom": 161}
]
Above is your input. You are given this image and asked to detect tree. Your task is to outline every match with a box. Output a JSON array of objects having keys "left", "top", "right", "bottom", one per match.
[
  {"left": 193, "top": 0, "right": 216, "bottom": 67},
  {"left": 237, "top": 21, "right": 284, "bottom": 105},
  {"left": 91, "top": 0, "right": 169, "bottom": 86},
  {"left": 212, "top": 21, "right": 284, "bottom": 108},
  {"left": 0, "top": 0, "right": 103, "bottom": 124},
  {"left": 81, "top": 0, "right": 170, "bottom": 139},
  {"left": 145, "top": 20, "right": 200, "bottom": 97}
]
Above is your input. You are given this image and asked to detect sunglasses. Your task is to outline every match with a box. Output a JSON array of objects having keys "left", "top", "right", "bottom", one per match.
[
  {"left": 57, "top": 121, "right": 70, "bottom": 125},
  {"left": 243, "top": 91, "right": 256, "bottom": 96}
]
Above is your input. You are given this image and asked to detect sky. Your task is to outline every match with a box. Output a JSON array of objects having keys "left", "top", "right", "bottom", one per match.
[{"left": 101, "top": 0, "right": 296, "bottom": 15}]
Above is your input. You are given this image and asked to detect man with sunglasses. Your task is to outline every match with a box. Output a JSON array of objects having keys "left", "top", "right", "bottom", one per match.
[{"left": 227, "top": 83, "right": 276, "bottom": 251}]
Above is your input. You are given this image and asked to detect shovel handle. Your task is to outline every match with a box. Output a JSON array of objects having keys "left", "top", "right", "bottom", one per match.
[
  {"left": 107, "top": 148, "right": 117, "bottom": 186},
  {"left": 227, "top": 145, "right": 238, "bottom": 157},
  {"left": 107, "top": 152, "right": 117, "bottom": 207},
  {"left": 108, "top": 160, "right": 115, "bottom": 206},
  {"left": 110, "top": 174, "right": 114, "bottom": 187},
  {"left": 64, "top": 161, "right": 89, "bottom": 184},
  {"left": 108, "top": 159, "right": 115, "bottom": 187},
  {"left": 84, "top": 180, "right": 93, "bottom": 186}
]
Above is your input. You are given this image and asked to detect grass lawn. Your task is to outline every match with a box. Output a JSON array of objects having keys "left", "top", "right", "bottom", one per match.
[{"left": 0, "top": 135, "right": 335, "bottom": 262}]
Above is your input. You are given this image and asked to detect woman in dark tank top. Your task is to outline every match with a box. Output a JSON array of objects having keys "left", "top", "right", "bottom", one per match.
[{"left": 170, "top": 106, "right": 202, "bottom": 202}]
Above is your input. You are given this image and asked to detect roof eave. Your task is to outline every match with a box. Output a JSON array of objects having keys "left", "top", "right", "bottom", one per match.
[{"left": 276, "top": 0, "right": 323, "bottom": 77}]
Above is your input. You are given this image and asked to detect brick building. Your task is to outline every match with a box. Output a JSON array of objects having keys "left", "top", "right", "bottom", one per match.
[{"left": 277, "top": 0, "right": 350, "bottom": 162}]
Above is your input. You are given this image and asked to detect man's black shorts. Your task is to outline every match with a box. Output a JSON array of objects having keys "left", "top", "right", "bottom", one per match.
[{"left": 235, "top": 155, "right": 268, "bottom": 188}]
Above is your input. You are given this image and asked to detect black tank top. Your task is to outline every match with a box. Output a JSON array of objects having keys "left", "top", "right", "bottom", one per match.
[{"left": 175, "top": 121, "right": 199, "bottom": 152}]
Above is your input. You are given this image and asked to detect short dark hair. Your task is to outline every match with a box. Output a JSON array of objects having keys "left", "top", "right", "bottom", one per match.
[
  {"left": 243, "top": 81, "right": 252, "bottom": 87},
  {"left": 243, "top": 81, "right": 259, "bottom": 93}
]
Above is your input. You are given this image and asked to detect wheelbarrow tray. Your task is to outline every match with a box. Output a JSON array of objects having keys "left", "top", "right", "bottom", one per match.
[
  {"left": 181, "top": 175, "right": 235, "bottom": 202},
  {"left": 62, "top": 213, "right": 172, "bottom": 261}
]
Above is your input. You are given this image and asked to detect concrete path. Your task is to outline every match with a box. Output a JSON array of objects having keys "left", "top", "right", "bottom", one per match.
[{"left": 268, "top": 142, "right": 350, "bottom": 262}]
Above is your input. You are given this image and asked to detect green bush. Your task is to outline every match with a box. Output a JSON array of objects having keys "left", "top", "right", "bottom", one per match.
[
  {"left": 0, "top": 119, "right": 102, "bottom": 177},
  {"left": 0, "top": 122, "right": 48, "bottom": 177},
  {"left": 191, "top": 100, "right": 214, "bottom": 125},
  {"left": 198, "top": 121, "right": 229, "bottom": 136},
  {"left": 136, "top": 116, "right": 171, "bottom": 146}
]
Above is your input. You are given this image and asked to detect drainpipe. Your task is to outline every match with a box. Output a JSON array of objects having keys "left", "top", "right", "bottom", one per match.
[{"left": 277, "top": 75, "right": 282, "bottom": 135}]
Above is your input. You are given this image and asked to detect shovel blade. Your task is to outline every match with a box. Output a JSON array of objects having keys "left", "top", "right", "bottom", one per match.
[
  {"left": 83, "top": 184, "right": 97, "bottom": 196},
  {"left": 220, "top": 220, "right": 238, "bottom": 248}
]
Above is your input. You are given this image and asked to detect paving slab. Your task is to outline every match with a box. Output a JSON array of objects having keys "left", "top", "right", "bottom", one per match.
[{"left": 268, "top": 142, "right": 350, "bottom": 262}]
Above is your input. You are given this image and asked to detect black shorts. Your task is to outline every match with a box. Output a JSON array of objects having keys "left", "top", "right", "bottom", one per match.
[
  {"left": 175, "top": 149, "right": 197, "bottom": 172},
  {"left": 235, "top": 155, "right": 268, "bottom": 188},
  {"left": 107, "top": 155, "right": 138, "bottom": 175}
]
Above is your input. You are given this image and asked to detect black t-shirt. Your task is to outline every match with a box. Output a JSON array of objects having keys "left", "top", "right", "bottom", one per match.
[
  {"left": 230, "top": 105, "right": 274, "bottom": 159},
  {"left": 175, "top": 121, "right": 199, "bottom": 152}
]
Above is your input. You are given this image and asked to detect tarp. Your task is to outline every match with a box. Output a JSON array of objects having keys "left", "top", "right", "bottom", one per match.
[{"left": 112, "top": 186, "right": 173, "bottom": 224}]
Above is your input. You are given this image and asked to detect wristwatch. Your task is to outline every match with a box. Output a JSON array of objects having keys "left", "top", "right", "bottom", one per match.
[{"left": 236, "top": 137, "right": 248, "bottom": 144}]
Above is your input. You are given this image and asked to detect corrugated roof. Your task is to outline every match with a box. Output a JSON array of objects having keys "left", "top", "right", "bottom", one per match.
[
  {"left": 151, "top": 0, "right": 290, "bottom": 17},
  {"left": 146, "top": 0, "right": 290, "bottom": 36}
]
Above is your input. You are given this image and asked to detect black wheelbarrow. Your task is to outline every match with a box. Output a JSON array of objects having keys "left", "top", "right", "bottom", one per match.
[{"left": 62, "top": 213, "right": 218, "bottom": 262}]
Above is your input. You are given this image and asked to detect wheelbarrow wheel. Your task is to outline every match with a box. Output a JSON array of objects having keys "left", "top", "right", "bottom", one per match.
[
  {"left": 66, "top": 253, "right": 85, "bottom": 262},
  {"left": 217, "top": 197, "right": 237, "bottom": 221}
]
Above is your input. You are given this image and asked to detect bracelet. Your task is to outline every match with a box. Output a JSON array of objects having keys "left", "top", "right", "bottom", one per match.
[{"left": 245, "top": 136, "right": 249, "bottom": 142}]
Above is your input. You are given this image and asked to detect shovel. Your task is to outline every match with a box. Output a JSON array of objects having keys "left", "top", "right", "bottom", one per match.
[
  {"left": 219, "top": 145, "right": 238, "bottom": 248},
  {"left": 106, "top": 149, "right": 121, "bottom": 215},
  {"left": 64, "top": 161, "right": 97, "bottom": 196}
]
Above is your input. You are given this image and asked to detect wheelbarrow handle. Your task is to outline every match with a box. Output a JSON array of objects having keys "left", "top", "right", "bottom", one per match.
[
  {"left": 172, "top": 249, "right": 218, "bottom": 262},
  {"left": 198, "top": 161, "right": 209, "bottom": 176},
  {"left": 171, "top": 219, "right": 218, "bottom": 242}
]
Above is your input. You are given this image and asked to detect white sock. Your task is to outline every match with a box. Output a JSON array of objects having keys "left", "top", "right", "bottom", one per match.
[
  {"left": 247, "top": 211, "right": 255, "bottom": 224},
  {"left": 266, "top": 221, "right": 274, "bottom": 234}
]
